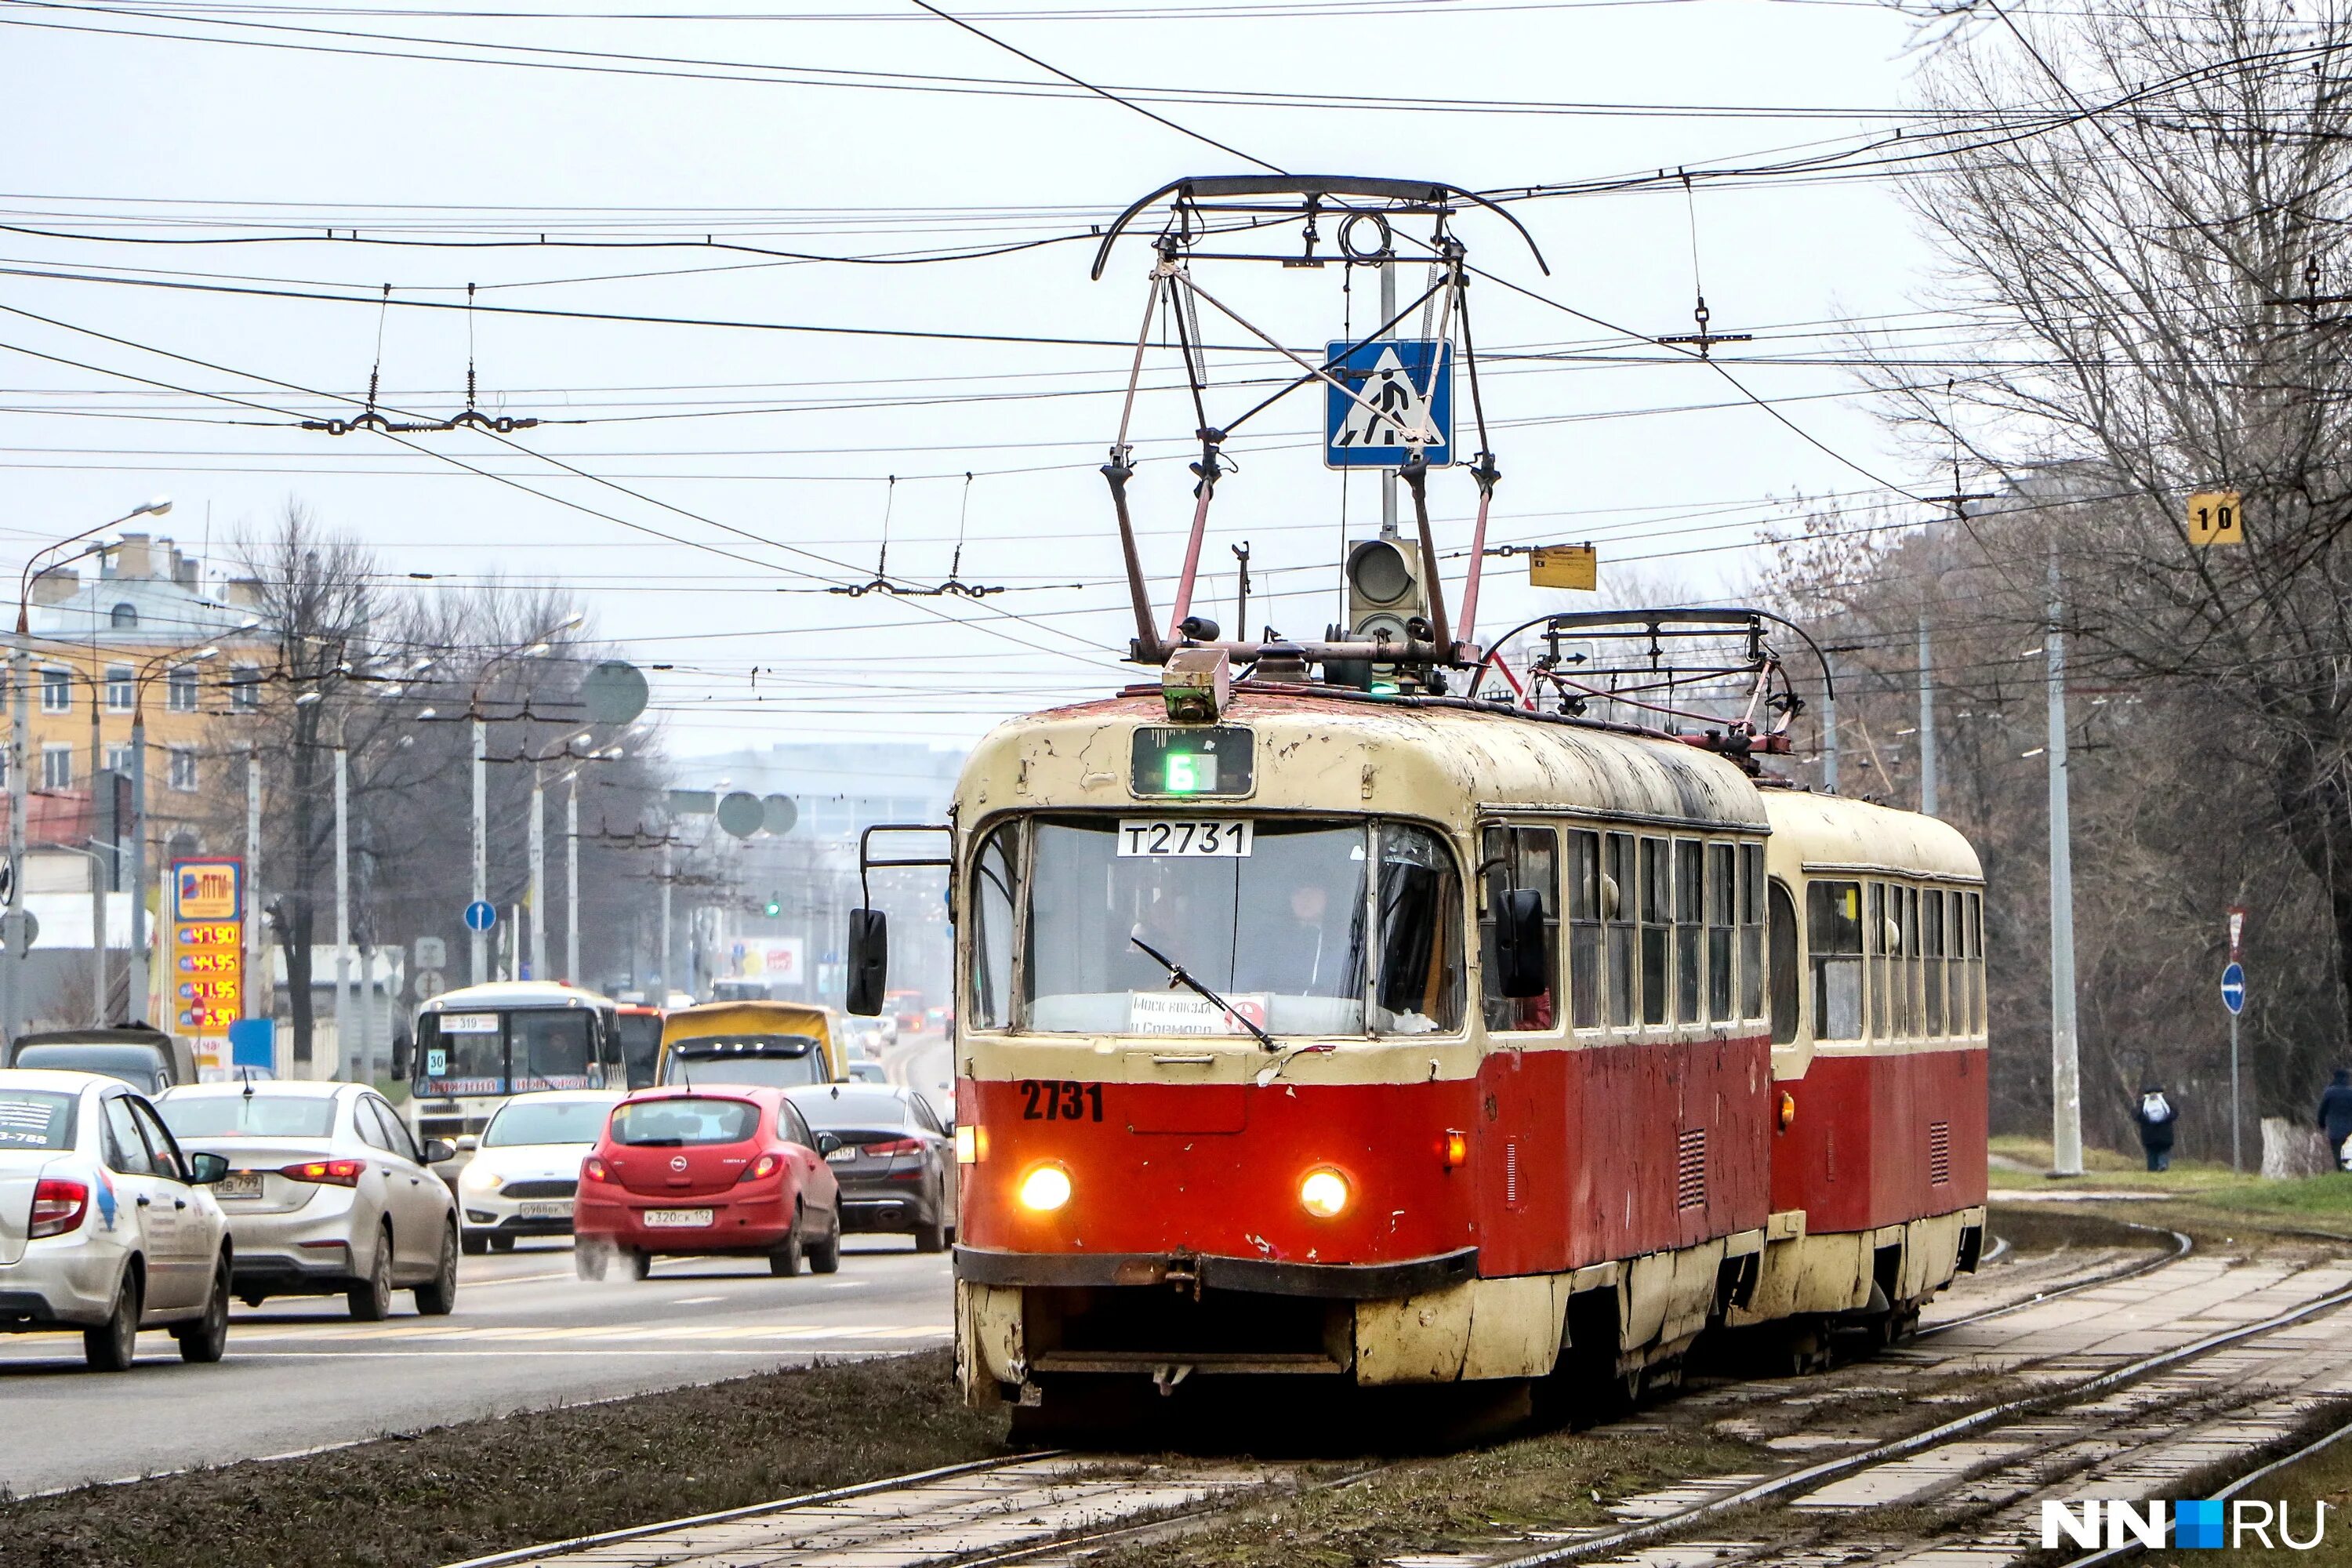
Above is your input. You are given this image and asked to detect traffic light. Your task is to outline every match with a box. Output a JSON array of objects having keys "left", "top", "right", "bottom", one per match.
[{"left": 764, "top": 893, "right": 781, "bottom": 918}]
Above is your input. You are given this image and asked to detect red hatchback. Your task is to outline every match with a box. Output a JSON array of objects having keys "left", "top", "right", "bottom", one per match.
[{"left": 573, "top": 1087, "right": 842, "bottom": 1279}]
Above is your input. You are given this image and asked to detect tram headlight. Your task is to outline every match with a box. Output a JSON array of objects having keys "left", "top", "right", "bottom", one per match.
[
  {"left": 1299, "top": 1167, "right": 1351, "bottom": 1220},
  {"left": 1017, "top": 1163, "right": 1072, "bottom": 1213}
]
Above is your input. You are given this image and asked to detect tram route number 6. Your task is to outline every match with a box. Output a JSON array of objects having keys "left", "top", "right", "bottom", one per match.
[
  {"left": 2187, "top": 489, "right": 2244, "bottom": 546},
  {"left": 1019, "top": 1080, "right": 1105, "bottom": 1122},
  {"left": 1117, "top": 818, "right": 1254, "bottom": 857}
]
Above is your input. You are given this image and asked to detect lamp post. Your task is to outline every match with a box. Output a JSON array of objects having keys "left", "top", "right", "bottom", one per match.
[
  {"left": 11, "top": 497, "right": 169, "bottom": 1038},
  {"left": 469, "top": 613, "right": 583, "bottom": 987},
  {"left": 127, "top": 637, "right": 230, "bottom": 1028}
]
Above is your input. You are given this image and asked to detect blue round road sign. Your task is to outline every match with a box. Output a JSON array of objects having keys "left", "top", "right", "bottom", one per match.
[
  {"left": 2221, "top": 960, "right": 2247, "bottom": 1015},
  {"left": 465, "top": 899, "right": 497, "bottom": 934}
]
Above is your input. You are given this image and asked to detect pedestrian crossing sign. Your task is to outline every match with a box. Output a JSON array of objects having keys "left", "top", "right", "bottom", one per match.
[{"left": 1325, "top": 339, "right": 1452, "bottom": 468}]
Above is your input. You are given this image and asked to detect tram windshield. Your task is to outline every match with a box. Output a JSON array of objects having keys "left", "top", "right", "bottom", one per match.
[{"left": 974, "top": 816, "right": 1464, "bottom": 1037}]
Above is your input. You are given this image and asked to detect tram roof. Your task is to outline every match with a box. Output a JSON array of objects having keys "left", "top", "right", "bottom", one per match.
[
  {"left": 418, "top": 981, "right": 617, "bottom": 1013},
  {"left": 960, "top": 687, "right": 1770, "bottom": 833},
  {"left": 1762, "top": 787, "right": 1984, "bottom": 884}
]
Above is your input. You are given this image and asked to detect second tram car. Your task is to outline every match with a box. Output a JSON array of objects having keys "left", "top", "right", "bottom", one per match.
[{"left": 865, "top": 681, "right": 1986, "bottom": 1423}]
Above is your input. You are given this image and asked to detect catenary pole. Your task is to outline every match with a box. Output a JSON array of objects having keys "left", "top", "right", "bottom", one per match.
[
  {"left": 528, "top": 762, "right": 546, "bottom": 982},
  {"left": 7, "top": 629, "right": 27, "bottom": 1038},
  {"left": 565, "top": 773, "right": 579, "bottom": 985},
  {"left": 2048, "top": 542, "right": 2084, "bottom": 1176},
  {"left": 334, "top": 741, "right": 351, "bottom": 1080},
  {"left": 245, "top": 748, "right": 262, "bottom": 1022},
  {"left": 1918, "top": 610, "right": 1939, "bottom": 817},
  {"left": 659, "top": 838, "right": 673, "bottom": 1000},
  {"left": 88, "top": 664, "right": 103, "bottom": 1024},
  {"left": 470, "top": 715, "right": 486, "bottom": 987}
]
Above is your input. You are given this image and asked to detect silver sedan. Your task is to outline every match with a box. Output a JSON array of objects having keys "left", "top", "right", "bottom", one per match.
[
  {"left": 0, "top": 1068, "right": 235, "bottom": 1370},
  {"left": 155, "top": 1081, "right": 459, "bottom": 1320}
]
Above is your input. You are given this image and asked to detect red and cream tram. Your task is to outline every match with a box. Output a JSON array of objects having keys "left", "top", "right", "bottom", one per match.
[{"left": 851, "top": 679, "right": 1985, "bottom": 1424}]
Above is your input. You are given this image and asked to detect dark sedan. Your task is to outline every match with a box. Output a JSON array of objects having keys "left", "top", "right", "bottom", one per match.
[{"left": 786, "top": 1084, "right": 956, "bottom": 1253}]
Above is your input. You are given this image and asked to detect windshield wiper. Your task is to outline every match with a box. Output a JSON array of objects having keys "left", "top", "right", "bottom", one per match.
[{"left": 1129, "top": 934, "right": 1278, "bottom": 1053}]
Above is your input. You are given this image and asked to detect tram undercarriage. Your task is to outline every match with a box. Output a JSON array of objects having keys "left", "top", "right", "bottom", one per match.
[{"left": 958, "top": 1204, "right": 1984, "bottom": 1420}]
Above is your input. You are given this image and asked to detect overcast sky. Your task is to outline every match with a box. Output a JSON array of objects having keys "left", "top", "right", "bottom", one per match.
[{"left": 0, "top": 0, "right": 1958, "bottom": 757}]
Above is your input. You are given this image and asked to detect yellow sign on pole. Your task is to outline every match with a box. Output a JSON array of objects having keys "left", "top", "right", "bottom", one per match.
[
  {"left": 2187, "top": 491, "right": 2244, "bottom": 546},
  {"left": 170, "top": 858, "right": 244, "bottom": 1075},
  {"left": 1529, "top": 544, "right": 1599, "bottom": 590}
]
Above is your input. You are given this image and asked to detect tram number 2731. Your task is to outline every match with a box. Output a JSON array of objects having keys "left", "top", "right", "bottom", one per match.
[{"left": 1018, "top": 1080, "right": 1106, "bottom": 1122}]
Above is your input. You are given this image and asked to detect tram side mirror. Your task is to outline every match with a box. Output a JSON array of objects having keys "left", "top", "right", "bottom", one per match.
[
  {"left": 1495, "top": 888, "right": 1549, "bottom": 999},
  {"left": 847, "top": 908, "right": 888, "bottom": 1016},
  {"left": 390, "top": 1035, "right": 410, "bottom": 1080}
]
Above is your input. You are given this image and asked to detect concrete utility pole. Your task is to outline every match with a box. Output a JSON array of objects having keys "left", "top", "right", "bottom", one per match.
[
  {"left": 2047, "top": 543, "right": 2084, "bottom": 1176},
  {"left": 333, "top": 741, "right": 351, "bottom": 1079},
  {"left": 89, "top": 662, "right": 103, "bottom": 1025},
  {"left": 528, "top": 762, "right": 546, "bottom": 982},
  {"left": 1918, "top": 611, "right": 1940, "bottom": 817},
  {"left": 659, "top": 839, "right": 673, "bottom": 999},
  {"left": 470, "top": 717, "right": 487, "bottom": 988},
  {"left": 1378, "top": 260, "right": 1399, "bottom": 542},
  {"left": 8, "top": 626, "right": 27, "bottom": 1040},
  {"left": 1821, "top": 651, "right": 1840, "bottom": 793},
  {"left": 245, "top": 749, "right": 262, "bottom": 1020},
  {"left": 565, "top": 773, "right": 579, "bottom": 985}
]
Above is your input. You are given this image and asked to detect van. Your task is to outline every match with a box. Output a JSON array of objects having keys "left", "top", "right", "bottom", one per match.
[
  {"left": 657, "top": 1001, "right": 844, "bottom": 1091},
  {"left": 2, "top": 1025, "right": 194, "bottom": 1094}
]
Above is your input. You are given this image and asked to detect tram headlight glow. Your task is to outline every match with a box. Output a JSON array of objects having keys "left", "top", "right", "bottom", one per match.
[
  {"left": 1017, "top": 1163, "right": 1072, "bottom": 1213},
  {"left": 1299, "top": 1167, "right": 1351, "bottom": 1220}
]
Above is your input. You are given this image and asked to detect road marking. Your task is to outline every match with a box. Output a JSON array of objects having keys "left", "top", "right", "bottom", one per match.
[{"left": 669, "top": 1295, "right": 724, "bottom": 1305}]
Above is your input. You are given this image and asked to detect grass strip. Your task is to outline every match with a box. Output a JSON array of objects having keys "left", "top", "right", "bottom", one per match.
[{"left": 0, "top": 1347, "right": 1007, "bottom": 1568}]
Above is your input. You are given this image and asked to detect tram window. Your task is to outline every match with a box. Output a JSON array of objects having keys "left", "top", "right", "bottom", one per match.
[
  {"left": 1376, "top": 823, "right": 1465, "bottom": 1034},
  {"left": 1924, "top": 890, "right": 1947, "bottom": 1036},
  {"left": 1768, "top": 879, "right": 1799, "bottom": 1044},
  {"left": 1739, "top": 844, "right": 1766, "bottom": 1021},
  {"left": 1967, "top": 891, "right": 1986, "bottom": 1035},
  {"left": 1900, "top": 888, "right": 1919, "bottom": 1034},
  {"left": 1865, "top": 884, "right": 1887, "bottom": 1040},
  {"left": 1479, "top": 825, "right": 1559, "bottom": 1032},
  {"left": 1807, "top": 880, "right": 1864, "bottom": 1041},
  {"left": 514, "top": 1011, "right": 596, "bottom": 1091},
  {"left": 1706, "top": 843, "right": 1735, "bottom": 1023},
  {"left": 1674, "top": 840, "right": 1702, "bottom": 1025},
  {"left": 1639, "top": 838, "right": 1671, "bottom": 1026},
  {"left": 1605, "top": 833, "right": 1636, "bottom": 1028},
  {"left": 969, "top": 823, "right": 1020, "bottom": 1031},
  {"left": 1567, "top": 829, "right": 1603, "bottom": 1029}
]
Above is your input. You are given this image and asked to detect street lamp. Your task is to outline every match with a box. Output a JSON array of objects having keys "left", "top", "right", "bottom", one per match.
[
  {"left": 8, "top": 497, "right": 170, "bottom": 1039},
  {"left": 124, "top": 638, "right": 225, "bottom": 1029}
]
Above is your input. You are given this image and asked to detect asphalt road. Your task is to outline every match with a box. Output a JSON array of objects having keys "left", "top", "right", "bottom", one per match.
[{"left": 0, "top": 1234, "right": 954, "bottom": 1498}]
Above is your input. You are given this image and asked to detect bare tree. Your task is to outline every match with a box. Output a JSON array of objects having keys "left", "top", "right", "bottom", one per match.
[{"left": 1865, "top": 0, "right": 2352, "bottom": 1080}]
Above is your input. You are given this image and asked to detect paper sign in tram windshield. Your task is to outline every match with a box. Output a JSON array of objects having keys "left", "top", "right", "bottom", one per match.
[{"left": 1130, "top": 991, "right": 1270, "bottom": 1036}]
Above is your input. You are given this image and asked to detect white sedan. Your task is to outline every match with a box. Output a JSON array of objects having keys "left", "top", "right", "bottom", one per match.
[
  {"left": 156, "top": 1080, "right": 459, "bottom": 1319},
  {"left": 453, "top": 1089, "right": 622, "bottom": 1253},
  {"left": 0, "top": 1068, "right": 234, "bottom": 1370}
]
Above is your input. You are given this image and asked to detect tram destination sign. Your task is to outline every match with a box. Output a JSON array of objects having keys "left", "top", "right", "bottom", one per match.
[{"left": 1131, "top": 725, "right": 1254, "bottom": 799}]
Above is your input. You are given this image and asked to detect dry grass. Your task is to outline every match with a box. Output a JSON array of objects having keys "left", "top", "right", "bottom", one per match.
[{"left": 0, "top": 1348, "right": 1008, "bottom": 1568}]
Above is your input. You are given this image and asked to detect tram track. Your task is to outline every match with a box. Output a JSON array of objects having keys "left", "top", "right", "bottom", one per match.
[{"left": 439, "top": 1218, "right": 2194, "bottom": 1568}]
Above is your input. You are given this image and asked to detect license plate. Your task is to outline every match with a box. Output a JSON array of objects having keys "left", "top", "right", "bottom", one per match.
[
  {"left": 642, "top": 1208, "right": 713, "bottom": 1229},
  {"left": 825, "top": 1147, "right": 857, "bottom": 1164},
  {"left": 519, "top": 1200, "right": 571, "bottom": 1220},
  {"left": 217, "top": 1171, "right": 263, "bottom": 1199},
  {"left": 1116, "top": 818, "right": 1253, "bottom": 858}
]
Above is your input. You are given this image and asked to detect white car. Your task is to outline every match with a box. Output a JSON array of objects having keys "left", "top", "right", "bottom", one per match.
[
  {"left": 0, "top": 1068, "right": 234, "bottom": 1370},
  {"left": 454, "top": 1089, "right": 622, "bottom": 1254},
  {"left": 155, "top": 1080, "right": 459, "bottom": 1320}
]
